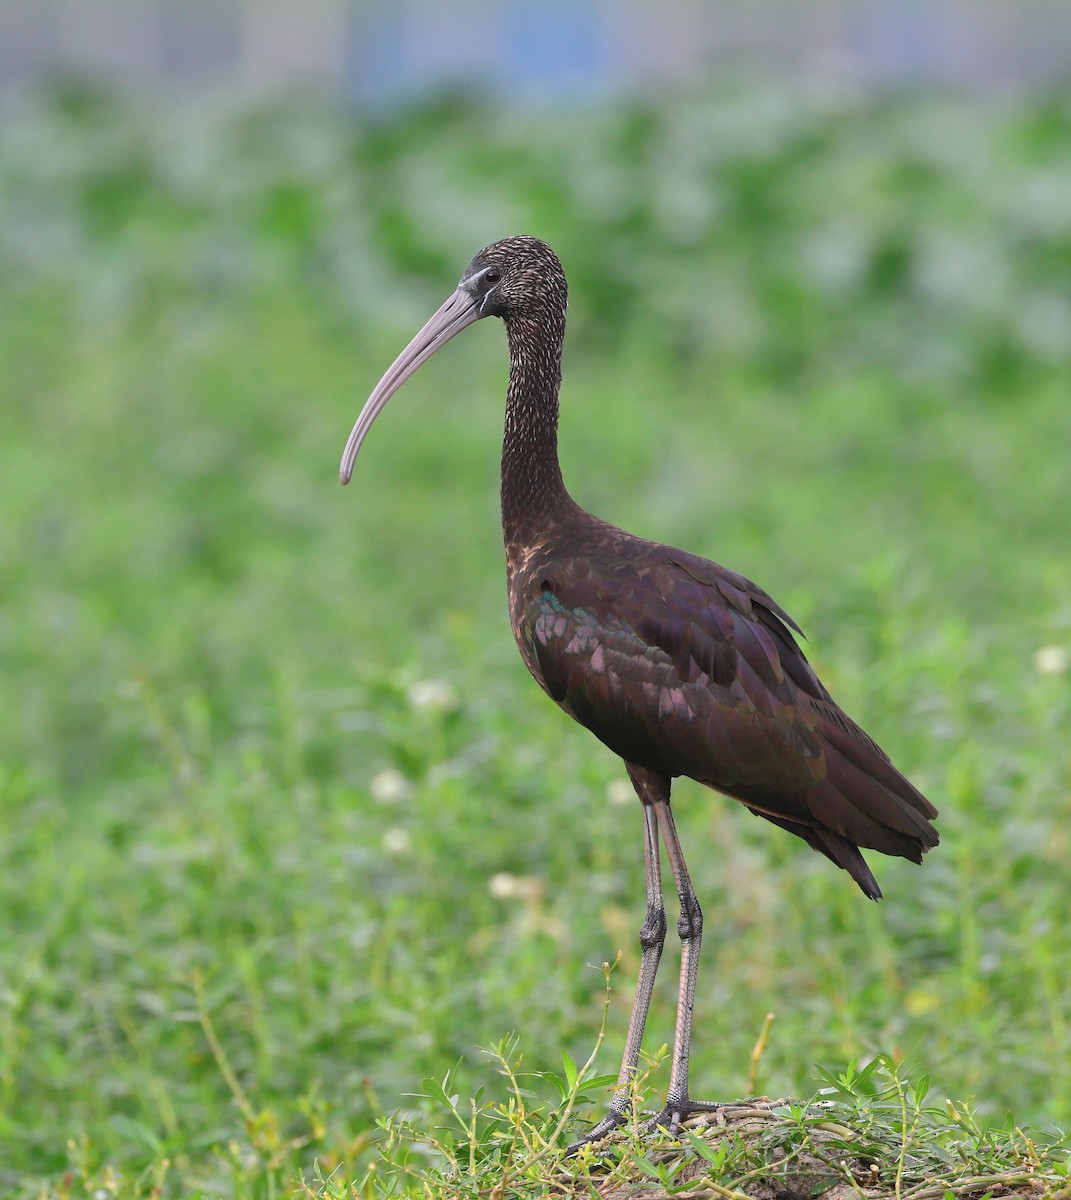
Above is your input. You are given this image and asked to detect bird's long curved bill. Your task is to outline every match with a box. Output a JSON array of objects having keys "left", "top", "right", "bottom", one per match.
[{"left": 340, "top": 288, "right": 481, "bottom": 484}]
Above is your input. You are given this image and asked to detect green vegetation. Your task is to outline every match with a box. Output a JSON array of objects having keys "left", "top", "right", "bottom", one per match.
[
  {"left": 1, "top": 76, "right": 1069, "bottom": 1196},
  {"left": 358, "top": 1040, "right": 1068, "bottom": 1199}
]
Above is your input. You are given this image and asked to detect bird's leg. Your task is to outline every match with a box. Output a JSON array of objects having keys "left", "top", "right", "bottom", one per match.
[
  {"left": 650, "top": 796, "right": 723, "bottom": 1135},
  {"left": 601, "top": 800, "right": 666, "bottom": 1122},
  {"left": 566, "top": 768, "right": 667, "bottom": 1154}
]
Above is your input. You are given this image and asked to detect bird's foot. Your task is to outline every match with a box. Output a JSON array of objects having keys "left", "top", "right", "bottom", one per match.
[
  {"left": 646, "top": 1097, "right": 727, "bottom": 1139},
  {"left": 564, "top": 1097, "right": 732, "bottom": 1157},
  {"left": 564, "top": 1107, "right": 627, "bottom": 1157}
]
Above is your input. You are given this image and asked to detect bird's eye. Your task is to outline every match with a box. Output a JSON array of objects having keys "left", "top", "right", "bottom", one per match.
[{"left": 484, "top": 268, "right": 501, "bottom": 284}]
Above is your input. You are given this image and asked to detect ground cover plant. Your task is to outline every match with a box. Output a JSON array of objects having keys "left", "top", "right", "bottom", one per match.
[{"left": 0, "top": 75, "right": 1069, "bottom": 1196}]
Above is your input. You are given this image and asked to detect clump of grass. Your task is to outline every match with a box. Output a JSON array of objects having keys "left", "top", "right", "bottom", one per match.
[
  {"left": 316, "top": 973, "right": 1069, "bottom": 1200},
  {"left": 347, "top": 1053, "right": 1071, "bottom": 1200}
]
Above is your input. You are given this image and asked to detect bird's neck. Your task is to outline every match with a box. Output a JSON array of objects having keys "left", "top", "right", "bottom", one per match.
[{"left": 500, "top": 310, "right": 577, "bottom": 557}]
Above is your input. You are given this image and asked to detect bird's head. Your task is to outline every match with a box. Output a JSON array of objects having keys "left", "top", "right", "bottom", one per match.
[
  {"left": 458, "top": 235, "right": 566, "bottom": 321},
  {"left": 340, "top": 236, "right": 565, "bottom": 484}
]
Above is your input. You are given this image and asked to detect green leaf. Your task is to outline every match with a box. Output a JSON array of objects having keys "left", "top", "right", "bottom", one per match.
[
  {"left": 634, "top": 1156, "right": 670, "bottom": 1183},
  {"left": 681, "top": 1126, "right": 727, "bottom": 1168},
  {"left": 562, "top": 1049, "right": 579, "bottom": 1092}
]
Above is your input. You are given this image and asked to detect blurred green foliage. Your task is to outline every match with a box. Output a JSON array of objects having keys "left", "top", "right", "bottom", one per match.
[{"left": 1, "top": 76, "right": 1069, "bottom": 1195}]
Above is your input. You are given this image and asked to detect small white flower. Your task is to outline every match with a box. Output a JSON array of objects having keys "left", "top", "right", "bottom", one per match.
[
  {"left": 488, "top": 871, "right": 519, "bottom": 899},
  {"left": 606, "top": 779, "right": 633, "bottom": 807},
  {"left": 407, "top": 679, "right": 458, "bottom": 712},
  {"left": 489, "top": 872, "right": 543, "bottom": 902},
  {"left": 1034, "top": 645, "right": 1070, "bottom": 676},
  {"left": 370, "top": 768, "right": 412, "bottom": 804},
  {"left": 382, "top": 827, "right": 412, "bottom": 855}
]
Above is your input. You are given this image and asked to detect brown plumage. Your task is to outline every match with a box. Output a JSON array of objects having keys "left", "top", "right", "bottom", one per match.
[{"left": 340, "top": 235, "right": 938, "bottom": 1148}]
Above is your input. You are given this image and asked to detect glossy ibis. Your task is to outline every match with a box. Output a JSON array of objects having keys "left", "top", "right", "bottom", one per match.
[{"left": 340, "top": 236, "right": 937, "bottom": 1147}]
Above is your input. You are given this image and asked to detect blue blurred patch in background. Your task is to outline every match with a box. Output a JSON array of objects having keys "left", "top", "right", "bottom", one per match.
[{"left": 1, "top": 0, "right": 1070, "bottom": 99}]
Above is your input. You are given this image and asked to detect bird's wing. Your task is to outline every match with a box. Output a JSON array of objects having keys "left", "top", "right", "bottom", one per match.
[
  {"left": 523, "top": 547, "right": 826, "bottom": 790},
  {"left": 520, "top": 541, "right": 936, "bottom": 894}
]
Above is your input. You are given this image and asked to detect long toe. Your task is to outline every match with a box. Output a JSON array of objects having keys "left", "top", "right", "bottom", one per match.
[
  {"left": 647, "top": 1098, "right": 727, "bottom": 1138},
  {"left": 565, "top": 1107, "right": 628, "bottom": 1156}
]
